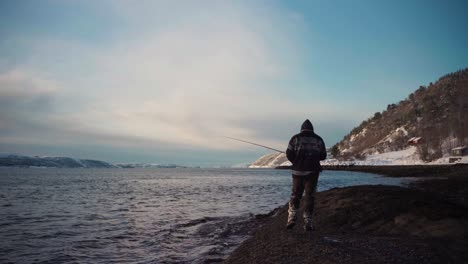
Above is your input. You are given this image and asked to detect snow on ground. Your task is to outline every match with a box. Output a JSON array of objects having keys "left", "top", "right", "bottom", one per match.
[
  {"left": 251, "top": 147, "right": 424, "bottom": 167},
  {"left": 250, "top": 146, "right": 467, "bottom": 168},
  {"left": 378, "top": 126, "right": 408, "bottom": 145},
  {"left": 320, "top": 147, "right": 423, "bottom": 166},
  {"left": 398, "top": 126, "right": 409, "bottom": 136},
  {"left": 349, "top": 128, "right": 367, "bottom": 143},
  {"left": 249, "top": 153, "right": 288, "bottom": 168},
  {"left": 352, "top": 146, "right": 423, "bottom": 165},
  {"left": 326, "top": 146, "right": 467, "bottom": 166},
  {"left": 429, "top": 157, "right": 451, "bottom": 164},
  {"left": 430, "top": 155, "right": 468, "bottom": 164}
]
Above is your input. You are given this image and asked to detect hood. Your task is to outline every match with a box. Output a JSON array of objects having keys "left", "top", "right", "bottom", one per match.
[{"left": 301, "top": 119, "right": 314, "bottom": 132}]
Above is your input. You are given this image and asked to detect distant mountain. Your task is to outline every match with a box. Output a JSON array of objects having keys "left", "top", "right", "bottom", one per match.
[
  {"left": 0, "top": 154, "right": 116, "bottom": 168},
  {"left": 249, "top": 153, "right": 290, "bottom": 168},
  {"left": 333, "top": 68, "right": 468, "bottom": 162},
  {"left": 0, "top": 154, "right": 192, "bottom": 169}
]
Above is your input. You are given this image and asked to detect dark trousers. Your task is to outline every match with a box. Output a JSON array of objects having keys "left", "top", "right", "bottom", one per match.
[{"left": 289, "top": 172, "right": 319, "bottom": 215}]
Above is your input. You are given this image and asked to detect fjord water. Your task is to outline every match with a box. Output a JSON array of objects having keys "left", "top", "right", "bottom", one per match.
[{"left": 0, "top": 168, "right": 411, "bottom": 263}]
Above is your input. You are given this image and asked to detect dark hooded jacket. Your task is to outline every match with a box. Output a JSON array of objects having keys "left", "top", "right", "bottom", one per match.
[{"left": 286, "top": 120, "right": 326, "bottom": 173}]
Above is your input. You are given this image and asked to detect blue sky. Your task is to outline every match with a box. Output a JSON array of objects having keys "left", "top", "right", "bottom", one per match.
[{"left": 0, "top": 0, "right": 467, "bottom": 166}]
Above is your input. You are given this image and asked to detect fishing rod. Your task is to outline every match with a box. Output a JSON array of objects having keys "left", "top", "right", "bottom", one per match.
[{"left": 225, "top": 137, "right": 285, "bottom": 153}]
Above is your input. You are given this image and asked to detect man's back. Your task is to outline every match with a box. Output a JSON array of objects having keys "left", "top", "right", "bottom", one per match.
[{"left": 286, "top": 120, "right": 326, "bottom": 174}]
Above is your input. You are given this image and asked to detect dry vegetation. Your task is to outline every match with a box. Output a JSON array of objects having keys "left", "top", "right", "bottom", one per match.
[{"left": 333, "top": 69, "right": 468, "bottom": 161}]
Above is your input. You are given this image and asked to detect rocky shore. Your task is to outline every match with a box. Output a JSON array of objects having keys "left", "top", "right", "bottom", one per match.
[{"left": 223, "top": 165, "right": 468, "bottom": 264}]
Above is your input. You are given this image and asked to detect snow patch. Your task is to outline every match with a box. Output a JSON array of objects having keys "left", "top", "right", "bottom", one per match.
[
  {"left": 355, "top": 146, "right": 422, "bottom": 165},
  {"left": 378, "top": 126, "right": 408, "bottom": 145},
  {"left": 249, "top": 152, "right": 288, "bottom": 168},
  {"left": 349, "top": 128, "right": 367, "bottom": 143},
  {"left": 321, "top": 146, "right": 424, "bottom": 166}
]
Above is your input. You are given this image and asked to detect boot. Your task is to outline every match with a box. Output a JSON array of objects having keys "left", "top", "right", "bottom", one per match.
[
  {"left": 303, "top": 211, "right": 314, "bottom": 231},
  {"left": 286, "top": 205, "right": 297, "bottom": 229}
]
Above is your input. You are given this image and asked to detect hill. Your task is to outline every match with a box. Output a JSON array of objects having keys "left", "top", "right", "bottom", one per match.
[
  {"left": 0, "top": 154, "right": 116, "bottom": 168},
  {"left": 249, "top": 152, "right": 290, "bottom": 168},
  {"left": 333, "top": 68, "right": 468, "bottom": 162}
]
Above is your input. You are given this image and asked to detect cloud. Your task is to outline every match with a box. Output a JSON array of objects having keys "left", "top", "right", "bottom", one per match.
[
  {"left": 0, "top": 1, "right": 352, "bottom": 162},
  {"left": 0, "top": 69, "right": 59, "bottom": 131},
  {"left": 0, "top": 69, "right": 57, "bottom": 102}
]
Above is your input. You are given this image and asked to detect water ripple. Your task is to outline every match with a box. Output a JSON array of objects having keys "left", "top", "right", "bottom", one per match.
[{"left": 0, "top": 168, "right": 411, "bottom": 263}]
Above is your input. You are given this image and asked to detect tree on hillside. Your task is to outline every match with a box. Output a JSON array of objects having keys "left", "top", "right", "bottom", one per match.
[
  {"left": 331, "top": 145, "right": 340, "bottom": 158},
  {"left": 373, "top": 112, "right": 382, "bottom": 119}
]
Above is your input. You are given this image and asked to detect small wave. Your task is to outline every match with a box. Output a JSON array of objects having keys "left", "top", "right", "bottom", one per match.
[
  {"left": 1, "top": 168, "right": 402, "bottom": 263},
  {"left": 39, "top": 230, "right": 79, "bottom": 239},
  {"left": 176, "top": 217, "right": 222, "bottom": 228},
  {"left": 109, "top": 208, "right": 129, "bottom": 212}
]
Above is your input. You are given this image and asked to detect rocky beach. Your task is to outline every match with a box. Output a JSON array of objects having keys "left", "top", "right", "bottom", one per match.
[{"left": 224, "top": 165, "right": 468, "bottom": 264}]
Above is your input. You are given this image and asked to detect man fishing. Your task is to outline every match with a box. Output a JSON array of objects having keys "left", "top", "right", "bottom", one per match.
[{"left": 285, "top": 119, "right": 326, "bottom": 231}]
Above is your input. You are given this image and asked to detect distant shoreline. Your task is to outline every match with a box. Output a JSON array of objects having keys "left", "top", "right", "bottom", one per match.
[{"left": 275, "top": 163, "right": 467, "bottom": 178}]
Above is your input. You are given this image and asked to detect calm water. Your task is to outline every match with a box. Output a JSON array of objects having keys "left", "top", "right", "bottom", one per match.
[{"left": 0, "top": 168, "right": 412, "bottom": 263}]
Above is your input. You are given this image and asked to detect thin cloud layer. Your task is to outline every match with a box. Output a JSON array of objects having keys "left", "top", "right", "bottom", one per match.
[
  {"left": 4, "top": 0, "right": 459, "bottom": 165},
  {"left": 1, "top": 1, "right": 341, "bottom": 159}
]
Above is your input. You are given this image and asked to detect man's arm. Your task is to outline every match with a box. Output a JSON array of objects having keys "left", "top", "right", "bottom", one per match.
[
  {"left": 319, "top": 138, "right": 327, "bottom": 161},
  {"left": 286, "top": 137, "right": 296, "bottom": 162}
]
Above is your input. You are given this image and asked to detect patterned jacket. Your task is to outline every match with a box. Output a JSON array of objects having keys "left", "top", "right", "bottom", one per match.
[{"left": 286, "top": 120, "right": 326, "bottom": 175}]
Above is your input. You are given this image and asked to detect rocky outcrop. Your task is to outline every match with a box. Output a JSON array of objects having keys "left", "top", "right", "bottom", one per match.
[{"left": 225, "top": 182, "right": 468, "bottom": 264}]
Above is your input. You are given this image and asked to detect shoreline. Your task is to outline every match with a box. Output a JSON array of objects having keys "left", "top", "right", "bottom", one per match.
[
  {"left": 322, "top": 164, "right": 467, "bottom": 178},
  {"left": 276, "top": 164, "right": 467, "bottom": 177},
  {"left": 223, "top": 165, "right": 468, "bottom": 263}
]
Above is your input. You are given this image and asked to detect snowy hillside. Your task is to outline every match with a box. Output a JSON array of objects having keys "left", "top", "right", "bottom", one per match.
[
  {"left": 249, "top": 147, "right": 423, "bottom": 168},
  {"left": 0, "top": 154, "right": 116, "bottom": 168},
  {"left": 250, "top": 146, "right": 467, "bottom": 168},
  {"left": 249, "top": 153, "right": 290, "bottom": 168},
  {"left": 334, "top": 69, "right": 468, "bottom": 162},
  {"left": 324, "top": 146, "right": 423, "bottom": 166}
]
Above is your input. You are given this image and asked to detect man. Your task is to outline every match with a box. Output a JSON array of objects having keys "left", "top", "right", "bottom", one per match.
[{"left": 286, "top": 119, "right": 326, "bottom": 231}]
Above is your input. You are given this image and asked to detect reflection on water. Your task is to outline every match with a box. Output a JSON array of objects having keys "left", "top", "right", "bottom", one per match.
[{"left": 0, "top": 168, "right": 412, "bottom": 263}]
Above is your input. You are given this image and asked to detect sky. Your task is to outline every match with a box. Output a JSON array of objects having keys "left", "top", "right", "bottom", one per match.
[{"left": 0, "top": 0, "right": 467, "bottom": 166}]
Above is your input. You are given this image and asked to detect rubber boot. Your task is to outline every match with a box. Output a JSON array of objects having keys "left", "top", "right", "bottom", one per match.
[
  {"left": 303, "top": 211, "right": 314, "bottom": 231},
  {"left": 286, "top": 202, "right": 297, "bottom": 229}
]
